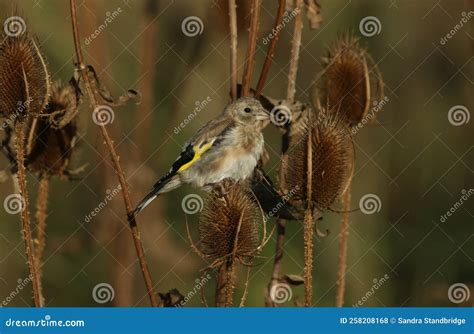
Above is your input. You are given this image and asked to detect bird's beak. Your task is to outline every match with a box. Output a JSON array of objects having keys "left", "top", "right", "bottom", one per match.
[
  {"left": 255, "top": 112, "right": 270, "bottom": 121},
  {"left": 256, "top": 107, "right": 271, "bottom": 119}
]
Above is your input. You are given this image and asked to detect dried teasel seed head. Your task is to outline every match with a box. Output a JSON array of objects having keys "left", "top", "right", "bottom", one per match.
[
  {"left": 44, "top": 80, "right": 81, "bottom": 129},
  {"left": 283, "top": 110, "right": 354, "bottom": 211},
  {"left": 0, "top": 16, "right": 51, "bottom": 122},
  {"left": 313, "top": 33, "right": 384, "bottom": 127},
  {"left": 25, "top": 82, "right": 79, "bottom": 177},
  {"left": 25, "top": 119, "right": 78, "bottom": 177},
  {"left": 198, "top": 181, "right": 261, "bottom": 265}
]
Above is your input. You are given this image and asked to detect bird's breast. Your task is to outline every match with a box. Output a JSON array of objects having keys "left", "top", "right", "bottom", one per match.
[{"left": 181, "top": 127, "right": 264, "bottom": 186}]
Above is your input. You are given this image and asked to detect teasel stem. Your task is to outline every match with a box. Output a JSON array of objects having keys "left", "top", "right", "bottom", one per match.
[
  {"left": 215, "top": 261, "right": 235, "bottom": 307},
  {"left": 286, "top": 0, "right": 304, "bottom": 104},
  {"left": 228, "top": 0, "right": 238, "bottom": 100},
  {"left": 266, "top": 0, "right": 305, "bottom": 307},
  {"left": 303, "top": 119, "right": 314, "bottom": 307},
  {"left": 216, "top": 208, "right": 244, "bottom": 307},
  {"left": 241, "top": 0, "right": 262, "bottom": 97},
  {"left": 239, "top": 266, "right": 251, "bottom": 307},
  {"left": 34, "top": 176, "right": 49, "bottom": 306},
  {"left": 215, "top": 265, "right": 226, "bottom": 306},
  {"left": 15, "top": 122, "right": 42, "bottom": 307},
  {"left": 265, "top": 217, "right": 286, "bottom": 306},
  {"left": 335, "top": 184, "right": 351, "bottom": 307},
  {"left": 69, "top": 0, "right": 158, "bottom": 307},
  {"left": 255, "top": 0, "right": 286, "bottom": 97}
]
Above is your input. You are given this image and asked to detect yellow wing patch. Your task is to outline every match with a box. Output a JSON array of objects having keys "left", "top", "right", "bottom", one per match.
[{"left": 177, "top": 141, "right": 214, "bottom": 172}]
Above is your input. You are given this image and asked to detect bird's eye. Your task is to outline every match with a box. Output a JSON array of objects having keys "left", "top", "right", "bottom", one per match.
[{"left": 244, "top": 107, "right": 252, "bottom": 113}]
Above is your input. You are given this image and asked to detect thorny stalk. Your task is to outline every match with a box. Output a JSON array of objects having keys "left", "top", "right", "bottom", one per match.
[
  {"left": 286, "top": 0, "right": 304, "bottom": 103},
  {"left": 69, "top": 0, "right": 158, "bottom": 306},
  {"left": 15, "top": 122, "right": 42, "bottom": 307},
  {"left": 335, "top": 181, "right": 352, "bottom": 306},
  {"left": 34, "top": 176, "right": 49, "bottom": 306},
  {"left": 266, "top": 0, "right": 305, "bottom": 307},
  {"left": 304, "top": 119, "right": 314, "bottom": 306}
]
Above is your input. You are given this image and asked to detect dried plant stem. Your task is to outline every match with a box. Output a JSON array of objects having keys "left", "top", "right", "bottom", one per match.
[
  {"left": 215, "top": 261, "right": 235, "bottom": 307},
  {"left": 286, "top": 0, "right": 304, "bottom": 103},
  {"left": 266, "top": 0, "right": 304, "bottom": 306},
  {"left": 303, "top": 208, "right": 314, "bottom": 306},
  {"left": 255, "top": 0, "right": 286, "bottom": 97},
  {"left": 215, "top": 266, "right": 225, "bottom": 306},
  {"left": 69, "top": 0, "right": 158, "bottom": 307},
  {"left": 239, "top": 266, "right": 251, "bottom": 307},
  {"left": 34, "top": 176, "right": 49, "bottom": 305},
  {"left": 15, "top": 122, "right": 42, "bottom": 307},
  {"left": 304, "top": 122, "right": 314, "bottom": 307},
  {"left": 224, "top": 261, "right": 236, "bottom": 306},
  {"left": 265, "top": 218, "right": 286, "bottom": 306},
  {"left": 336, "top": 183, "right": 352, "bottom": 307},
  {"left": 216, "top": 207, "right": 244, "bottom": 307},
  {"left": 228, "top": 0, "right": 238, "bottom": 100},
  {"left": 241, "top": 0, "right": 262, "bottom": 97}
]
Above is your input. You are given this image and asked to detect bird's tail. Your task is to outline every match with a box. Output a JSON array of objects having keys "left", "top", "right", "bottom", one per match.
[{"left": 133, "top": 174, "right": 181, "bottom": 215}]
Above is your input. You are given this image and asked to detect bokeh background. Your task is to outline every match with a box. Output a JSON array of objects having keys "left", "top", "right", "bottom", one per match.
[{"left": 0, "top": 0, "right": 472, "bottom": 307}]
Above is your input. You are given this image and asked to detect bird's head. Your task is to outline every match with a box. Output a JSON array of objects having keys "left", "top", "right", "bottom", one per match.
[{"left": 225, "top": 97, "right": 270, "bottom": 129}]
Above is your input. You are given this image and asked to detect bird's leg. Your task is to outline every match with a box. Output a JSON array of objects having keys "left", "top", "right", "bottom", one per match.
[
  {"left": 203, "top": 181, "right": 232, "bottom": 198},
  {"left": 203, "top": 182, "right": 227, "bottom": 197}
]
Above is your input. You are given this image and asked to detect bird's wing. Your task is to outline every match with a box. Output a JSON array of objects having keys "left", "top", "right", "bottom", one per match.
[
  {"left": 185, "top": 114, "right": 233, "bottom": 147},
  {"left": 135, "top": 114, "right": 234, "bottom": 214},
  {"left": 153, "top": 116, "right": 234, "bottom": 189}
]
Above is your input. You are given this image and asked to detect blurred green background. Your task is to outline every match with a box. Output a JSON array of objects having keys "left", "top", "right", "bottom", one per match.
[{"left": 0, "top": 0, "right": 472, "bottom": 307}]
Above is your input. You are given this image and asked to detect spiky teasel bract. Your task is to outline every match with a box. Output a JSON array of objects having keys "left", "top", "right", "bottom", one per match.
[
  {"left": 198, "top": 180, "right": 261, "bottom": 267},
  {"left": 313, "top": 33, "right": 384, "bottom": 127},
  {"left": 25, "top": 81, "right": 80, "bottom": 178},
  {"left": 0, "top": 15, "right": 51, "bottom": 122},
  {"left": 283, "top": 110, "right": 354, "bottom": 211}
]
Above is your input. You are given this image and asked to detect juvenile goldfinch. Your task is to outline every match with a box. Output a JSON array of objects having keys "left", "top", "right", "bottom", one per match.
[{"left": 133, "top": 97, "right": 270, "bottom": 215}]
